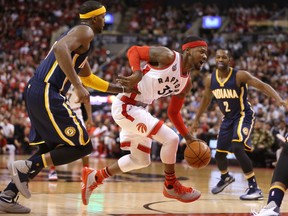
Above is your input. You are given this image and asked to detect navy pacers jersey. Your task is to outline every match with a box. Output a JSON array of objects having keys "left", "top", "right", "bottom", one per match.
[
  {"left": 34, "top": 25, "right": 93, "bottom": 95},
  {"left": 210, "top": 67, "right": 255, "bottom": 153},
  {"left": 210, "top": 67, "right": 253, "bottom": 119},
  {"left": 26, "top": 25, "right": 93, "bottom": 148}
]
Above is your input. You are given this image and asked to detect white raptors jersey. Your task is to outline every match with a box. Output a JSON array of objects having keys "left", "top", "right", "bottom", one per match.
[{"left": 119, "top": 51, "right": 189, "bottom": 104}]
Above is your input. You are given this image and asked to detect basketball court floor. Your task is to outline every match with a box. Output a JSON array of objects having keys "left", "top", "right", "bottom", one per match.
[{"left": 0, "top": 153, "right": 287, "bottom": 216}]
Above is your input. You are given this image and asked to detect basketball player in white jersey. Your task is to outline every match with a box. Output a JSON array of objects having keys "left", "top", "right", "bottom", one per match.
[
  {"left": 48, "top": 85, "right": 92, "bottom": 181},
  {"left": 81, "top": 36, "right": 208, "bottom": 205}
]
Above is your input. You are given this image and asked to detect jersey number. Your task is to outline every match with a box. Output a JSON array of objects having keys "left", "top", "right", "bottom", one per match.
[{"left": 223, "top": 101, "right": 231, "bottom": 112}]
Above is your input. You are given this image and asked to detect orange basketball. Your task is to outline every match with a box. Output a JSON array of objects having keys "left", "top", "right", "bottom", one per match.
[{"left": 184, "top": 139, "right": 211, "bottom": 168}]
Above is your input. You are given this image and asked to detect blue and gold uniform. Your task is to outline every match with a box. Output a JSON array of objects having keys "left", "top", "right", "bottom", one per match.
[
  {"left": 25, "top": 26, "right": 92, "bottom": 148},
  {"left": 210, "top": 67, "right": 255, "bottom": 153}
]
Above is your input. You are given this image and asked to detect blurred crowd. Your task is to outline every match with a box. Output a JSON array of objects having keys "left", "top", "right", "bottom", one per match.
[{"left": 0, "top": 0, "right": 287, "bottom": 167}]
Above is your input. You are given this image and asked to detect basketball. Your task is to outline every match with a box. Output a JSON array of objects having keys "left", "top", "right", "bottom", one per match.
[{"left": 184, "top": 139, "right": 211, "bottom": 168}]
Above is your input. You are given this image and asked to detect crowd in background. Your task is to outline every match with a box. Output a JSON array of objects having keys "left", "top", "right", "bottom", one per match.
[{"left": 0, "top": 0, "right": 288, "bottom": 168}]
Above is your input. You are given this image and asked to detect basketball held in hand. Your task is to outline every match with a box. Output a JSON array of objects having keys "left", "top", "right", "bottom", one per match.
[{"left": 184, "top": 139, "right": 211, "bottom": 168}]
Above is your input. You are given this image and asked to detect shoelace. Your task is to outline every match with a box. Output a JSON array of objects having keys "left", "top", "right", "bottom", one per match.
[{"left": 173, "top": 181, "right": 192, "bottom": 194}]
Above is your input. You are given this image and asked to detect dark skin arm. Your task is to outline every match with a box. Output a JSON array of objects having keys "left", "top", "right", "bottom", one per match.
[
  {"left": 117, "top": 46, "right": 175, "bottom": 88},
  {"left": 79, "top": 62, "right": 140, "bottom": 94},
  {"left": 191, "top": 74, "right": 214, "bottom": 132},
  {"left": 236, "top": 70, "right": 286, "bottom": 106},
  {"left": 53, "top": 25, "right": 93, "bottom": 104}
]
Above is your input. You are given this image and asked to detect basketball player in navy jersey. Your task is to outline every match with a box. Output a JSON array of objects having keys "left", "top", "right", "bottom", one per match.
[
  {"left": 192, "top": 49, "right": 286, "bottom": 200},
  {"left": 253, "top": 134, "right": 288, "bottom": 216},
  {"left": 0, "top": 1, "right": 136, "bottom": 213}
]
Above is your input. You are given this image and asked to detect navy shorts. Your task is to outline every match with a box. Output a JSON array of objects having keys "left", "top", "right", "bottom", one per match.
[
  {"left": 25, "top": 78, "right": 90, "bottom": 148},
  {"left": 216, "top": 114, "right": 255, "bottom": 153}
]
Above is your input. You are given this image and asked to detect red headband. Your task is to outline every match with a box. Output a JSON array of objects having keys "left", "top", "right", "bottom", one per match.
[{"left": 182, "top": 41, "right": 208, "bottom": 51}]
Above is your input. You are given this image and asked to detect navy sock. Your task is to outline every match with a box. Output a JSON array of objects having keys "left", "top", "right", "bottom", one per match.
[
  {"left": 4, "top": 182, "right": 18, "bottom": 197},
  {"left": 28, "top": 155, "right": 44, "bottom": 173},
  {"left": 247, "top": 176, "right": 257, "bottom": 188},
  {"left": 268, "top": 188, "right": 284, "bottom": 207}
]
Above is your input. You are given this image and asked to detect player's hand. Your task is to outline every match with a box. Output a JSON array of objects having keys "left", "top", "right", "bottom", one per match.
[
  {"left": 122, "top": 85, "right": 141, "bottom": 94},
  {"left": 74, "top": 85, "right": 90, "bottom": 104},
  {"left": 116, "top": 70, "right": 143, "bottom": 89}
]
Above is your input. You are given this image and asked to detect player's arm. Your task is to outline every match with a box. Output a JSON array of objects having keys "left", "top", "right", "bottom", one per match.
[
  {"left": 78, "top": 62, "right": 139, "bottom": 94},
  {"left": 117, "top": 46, "right": 175, "bottom": 88},
  {"left": 167, "top": 78, "right": 195, "bottom": 144},
  {"left": 191, "top": 74, "right": 214, "bottom": 131},
  {"left": 237, "top": 70, "right": 286, "bottom": 106},
  {"left": 53, "top": 26, "right": 95, "bottom": 103}
]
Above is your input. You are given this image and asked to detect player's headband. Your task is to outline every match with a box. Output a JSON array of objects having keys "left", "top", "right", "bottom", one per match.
[
  {"left": 79, "top": 6, "right": 106, "bottom": 19},
  {"left": 182, "top": 41, "right": 208, "bottom": 51}
]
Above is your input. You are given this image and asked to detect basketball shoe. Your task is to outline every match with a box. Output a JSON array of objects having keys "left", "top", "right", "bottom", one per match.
[
  {"left": 0, "top": 190, "right": 31, "bottom": 213},
  {"left": 240, "top": 186, "right": 263, "bottom": 200},
  {"left": 211, "top": 175, "right": 235, "bottom": 194},
  {"left": 48, "top": 170, "right": 58, "bottom": 181},
  {"left": 163, "top": 180, "right": 201, "bottom": 203},
  {"left": 251, "top": 201, "right": 279, "bottom": 216},
  {"left": 8, "top": 160, "right": 31, "bottom": 199},
  {"left": 81, "top": 167, "right": 103, "bottom": 205}
]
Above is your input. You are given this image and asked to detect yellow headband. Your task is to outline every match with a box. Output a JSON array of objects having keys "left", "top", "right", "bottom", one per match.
[{"left": 79, "top": 6, "right": 106, "bottom": 19}]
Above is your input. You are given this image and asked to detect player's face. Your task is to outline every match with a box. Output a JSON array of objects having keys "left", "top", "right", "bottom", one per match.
[
  {"left": 93, "top": 13, "right": 106, "bottom": 33},
  {"left": 215, "top": 50, "right": 230, "bottom": 70},
  {"left": 190, "top": 46, "right": 207, "bottom": 70}
]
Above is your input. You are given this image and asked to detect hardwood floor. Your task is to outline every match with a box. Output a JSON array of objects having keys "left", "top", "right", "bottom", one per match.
[{"left": 0, "top": 154, "right": 286, "bottom": 215}]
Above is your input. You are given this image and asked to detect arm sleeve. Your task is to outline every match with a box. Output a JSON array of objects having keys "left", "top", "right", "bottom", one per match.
[
  {"left": 127, "top": 46, "right": 150, "bottom": 72},
  {"left": 167, "top": 96, "right": 189, "bottom": 137},
  {"left": 79, "top": 73, "right": 109, "bottom": 92}
]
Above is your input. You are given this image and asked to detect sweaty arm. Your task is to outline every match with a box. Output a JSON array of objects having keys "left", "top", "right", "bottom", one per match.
[
  {"left": 120, "top": 46, "right": 175, "bottom": 88},
  {"left": 168, "top": 80, "right": 195, "bottom": 143},
  {"left": 79, "top": 62, "right": 135, "bottom": 94},
  {"left": 237, "top": 70, "right": 286, "bottom": 106}
]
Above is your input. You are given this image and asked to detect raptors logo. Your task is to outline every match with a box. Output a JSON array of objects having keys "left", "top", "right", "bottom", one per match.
[
  {"left": 64, "top": 126, "right": 76, "bottom": 137},
  {"left": 136, "top": 123, "right": 147, "bottom": 133}
]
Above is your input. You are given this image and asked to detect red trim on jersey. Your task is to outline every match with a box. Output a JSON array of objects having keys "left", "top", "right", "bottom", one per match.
[
  {"left": 167, "top": 96, "right": 188, "bottom": 136},
  {"left": 121, "top": 104, "right": 135, "bottom": 122},
  {"left": 147, "top": 120, "right": 164, "bottom": 138},
  {"left": 127, "top": 46, "right": 150, "bottom": 72},
  {"left": 137, "top": 144, "right": 151, "bottom": 154}
]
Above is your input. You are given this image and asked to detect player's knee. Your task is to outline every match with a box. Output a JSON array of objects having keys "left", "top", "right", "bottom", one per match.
[
  {"left": 215, "top": 151, "right": 227, "bottom": 161},
  {"left": 164, "top": 132, "right": 179, "bottom": 148}
]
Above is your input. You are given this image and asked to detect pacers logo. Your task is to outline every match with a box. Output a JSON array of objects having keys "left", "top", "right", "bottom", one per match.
[
  {"left": 136, "top": 123, "right": 147, "bottom": 133},
  {"left": 242, "top": 127, "right": 249, "bottom": 136},
  {"left": 65, "top": 127, "right": 76, "bottom": 137}
]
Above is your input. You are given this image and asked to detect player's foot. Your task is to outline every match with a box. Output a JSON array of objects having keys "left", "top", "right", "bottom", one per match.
[
  {"left": 48, "top": 170, "right": 58, "bottom": 181},
  {"left": 8, "top": 160, "right": 31, "bottom": 199},
  {"left": 211, "top": 175, "right": 235, "bottom": 194},
  {"left": 0, "top": 190, "right": 31, "bottom": 213},
  {"left": 240, "top": 186, "right": 263, "bottom": 200},
  {"left": 251, "top": 201, "right": 279, "bottom": 216},
  {"left": 81, "top": 167, "right": 103, "bottom": 205},
  {"left": 163, "top": 180, "right": 201, "bottom": 203}
]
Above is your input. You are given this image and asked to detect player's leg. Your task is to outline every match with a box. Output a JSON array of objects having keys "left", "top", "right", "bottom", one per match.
[
  {"left": 211, "top": 119, "right": 235, "bottom": 194},
  {"left": 0, "top": 143, "right": 51, "bottom": 213},
  {"left": 152, "top": 123, "right": 201, "bottom": 203},
  {"left": 9, "top": 83, "right": 92, "bottom": 199},
  {"left": 232, "top": 116, "right": 263, "bottom": 200},
  {"left": 81, "top": 129, "right": 152, "bottom": 205}
]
